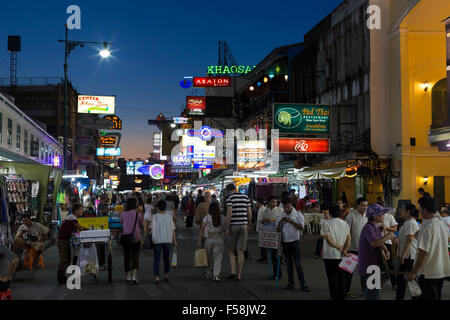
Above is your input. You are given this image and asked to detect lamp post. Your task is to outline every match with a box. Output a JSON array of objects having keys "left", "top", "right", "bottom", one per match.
[{"left": 58, "top": 24, "right": 112, "bottom": 171}]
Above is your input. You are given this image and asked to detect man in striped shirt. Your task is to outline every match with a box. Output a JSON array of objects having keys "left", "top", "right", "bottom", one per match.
[{"left": 225, "top": 183, "right": 252, "bottom": 281}]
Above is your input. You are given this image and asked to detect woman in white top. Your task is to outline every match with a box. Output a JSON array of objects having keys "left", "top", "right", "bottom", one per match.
[
  {"left": 395, "top": 203, "right": 420, "bottom": 300},
  {"left": 197, "top": 202, "right": 226, "bottom": 281},
  {"left": 320, "top": 204, "right": 351, "bottom": 300},
  {"left": 152, "top": 200, "right": 177, "bottom": 284}
]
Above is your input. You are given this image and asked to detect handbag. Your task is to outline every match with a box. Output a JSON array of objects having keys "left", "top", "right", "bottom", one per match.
[
  {"left": 194, "top": 248, "right": 208, "bottom": 268},
  {"left": 120, "top": 212, "right": 139, "bottom": 246}
]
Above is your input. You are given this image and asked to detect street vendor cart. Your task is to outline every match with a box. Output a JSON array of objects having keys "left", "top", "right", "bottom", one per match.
[{"left": 71, "top": 229, "right": 113, "bottom": 283}]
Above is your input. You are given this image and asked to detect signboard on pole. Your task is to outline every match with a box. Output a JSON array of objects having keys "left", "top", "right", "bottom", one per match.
[
  {"left": 257, "top": 222, "right": 278, "bottom": 249},
  {"left": 77, "top": 95, "right": 115, "bottom": 114},
  {"left": 273, "top": 103, "right": 330, "bottom": 134}
]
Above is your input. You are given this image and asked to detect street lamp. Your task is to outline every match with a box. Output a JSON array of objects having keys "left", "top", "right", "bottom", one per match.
[{"left": 58, "top": 24, "right": 113, "bottom": 172}]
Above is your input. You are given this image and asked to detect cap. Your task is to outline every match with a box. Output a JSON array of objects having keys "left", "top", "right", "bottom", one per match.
[{"left": 366, "top": 203, "right": 392, "bottom": 218}]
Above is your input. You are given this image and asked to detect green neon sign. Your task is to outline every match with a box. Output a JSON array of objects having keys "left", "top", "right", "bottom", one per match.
[
  {"left": 273, "top": 103, "right": 330, "bottom": 134},
  {"left": 207, "top": 65, "right": 256, "bottom": 75}
]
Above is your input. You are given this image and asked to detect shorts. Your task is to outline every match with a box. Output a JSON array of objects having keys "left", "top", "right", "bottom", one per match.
[{"left": 229, "top": 225, "right": 248, "bottom": 253}]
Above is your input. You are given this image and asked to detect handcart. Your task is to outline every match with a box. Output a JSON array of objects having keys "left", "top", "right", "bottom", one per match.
[{"left": 71, "top": 229, "right": 113, "bottom": 283}]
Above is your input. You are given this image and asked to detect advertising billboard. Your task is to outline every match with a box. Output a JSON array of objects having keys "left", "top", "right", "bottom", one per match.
[
  {"left": 96, "top": 147, "right": 121, "bottom": 156},
  {"left": 237, "top": 140, "right": 267, "bottom": 170},
  {"left": 99, "top": 136, "right": 117, "bottom": 146},
  {"left": 126, "top": 161, "right": 135, "bottom": 175},
  {"left": 193, "top": 77, "right": 231, "bottom": 88},
  {"left": 273, "top": 103, "right": 330, "bottom": 134},
  {"left": 78, "top": 95, "right": 115, "bottom": 114},
  {"left": 274, "top": 138, "right": 330, "bottom": 154},
  {"left": 103, "top": 115, "right": 122, "bottom": 130},
  {"left": 186, "top": 96, "right": 206, "bottom": 116}
]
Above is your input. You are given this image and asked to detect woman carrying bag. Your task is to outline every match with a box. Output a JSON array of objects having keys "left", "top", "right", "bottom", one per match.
[
  {"left": 197, "top": 202, "right": 226, "bottom": 281},
  {"left": 120, "top": 198, "right": 144, "bottom": 284},
  {"left": 152, "top": 200, "right": 177, "bottom": 284}
]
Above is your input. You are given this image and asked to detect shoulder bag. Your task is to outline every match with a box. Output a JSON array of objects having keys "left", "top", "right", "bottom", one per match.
[{"left": 120, "top": 212, "right": 139, "bottom": 246}]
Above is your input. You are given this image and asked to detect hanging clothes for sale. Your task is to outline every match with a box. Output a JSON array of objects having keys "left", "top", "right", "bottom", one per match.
[{"left": 247, "top": 179, "right": 256, "bottom": 199}]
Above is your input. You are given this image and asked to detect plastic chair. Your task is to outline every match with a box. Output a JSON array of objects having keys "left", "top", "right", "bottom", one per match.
[
  {"left": 304, "top": 215, "right": 312, "bottom": 235},
  {"left": 0, "top": 289, "right": 12, "bottom": 300},
  {"left": 23, "top": 248, "right": 45, "bottom": 270}
]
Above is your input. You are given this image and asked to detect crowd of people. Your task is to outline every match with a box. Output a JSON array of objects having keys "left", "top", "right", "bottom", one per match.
[{"left": 1, "top": 184, "right": 449, "bottom": 301}]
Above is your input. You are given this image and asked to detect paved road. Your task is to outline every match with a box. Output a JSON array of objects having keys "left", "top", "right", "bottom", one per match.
[{"left": 10, "top": 220, "right": 450, "bottom": 300}]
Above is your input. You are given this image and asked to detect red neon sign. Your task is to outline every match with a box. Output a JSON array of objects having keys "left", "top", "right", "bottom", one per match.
[
  {"left": 193, "top": 77, "right": 231, "bottom": 87},
  {"left": 186, "top": 96, "right": 206, "bottom": 115},
  {"left": 275, "top": 138, "right": 330, "bottom": 154}
]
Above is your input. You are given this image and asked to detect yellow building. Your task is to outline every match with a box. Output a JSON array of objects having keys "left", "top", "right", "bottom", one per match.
[{"left": 371, "top": 0, "right": 450, "bottom": 209}]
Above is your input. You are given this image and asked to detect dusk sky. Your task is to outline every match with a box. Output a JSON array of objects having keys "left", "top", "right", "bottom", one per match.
[{"left": 1, "top": 0, "right": 340, "bottom": 159}]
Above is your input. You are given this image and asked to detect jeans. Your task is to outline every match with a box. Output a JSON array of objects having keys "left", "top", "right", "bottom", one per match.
[
  {"left": 281, "top": 240, "right": 306, "bottom": 287},
  {"left": 344, "top": 250, "right": 358, "bottom": 294},
  {"left": 395, "top": 258, "right": 414, "bottom": 300},
  {"left": 360, "top": 275, "right": 381, "bottom": 300},
  {"left": 314, "top": 237, "right": 324, "bottom": 256},
  {"left": 417, "top": 275, "right": 445, "bottom": 300},
  {"left": 324, "top": 259, "right": 346, "bottom": 300},
  {"left": 204, "top": 232, "right": 224, "bottom": 277},
  {"left": 123, "top": 242, "right": 140, "bottom": 272},
  {"left": 154, "top": 243, "right": 172, "bottom": 277},
  {"left": 268, "top": 248, "right": 282, "bottom": 278}
]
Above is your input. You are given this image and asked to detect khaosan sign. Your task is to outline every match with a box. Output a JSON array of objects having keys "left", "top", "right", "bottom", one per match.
[
  {"left": 274, "top": 138, "right": 330, "bottom": 154},
  {"left": 78, "top": 95, "right": 115, "bottom": 114},
  {"left": 273, "top": 103, "right": 330, "bottom": 134},
  {"left": 193, "top": 77, "right": 231, "bottom": 88},
  {"left": 207, "top": 65, "right": 255, "bottom": 75},
  {"left": 186, "top": 96, "right": 206, "bottom": 116}
]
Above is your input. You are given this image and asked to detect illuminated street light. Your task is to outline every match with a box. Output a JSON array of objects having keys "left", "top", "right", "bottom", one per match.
[
  {"left": 99, "top": 42, "right": 111, "bottom": 58},
  {"left": 170, "top": 123, "right": 176, "bottom": 128},
  {"left": 249, "top": 86, "right": 254, "bottom": 91}
]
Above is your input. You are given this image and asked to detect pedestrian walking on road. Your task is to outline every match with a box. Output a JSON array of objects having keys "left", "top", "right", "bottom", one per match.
[
  {"left": 344, "top": 196, "right": 368, "bottom": 298},
  {"left": 357, "top": 204, "right": 394, "bottom": 300},
  {"left": 276, "top": 198, "right": 310, "bottom": 292},
  {"left": 225, "top": 183, "right": 252, "bottom": 281},
  {"left": 407, "top": 196, "right": 450, "bottom": 300},
  {"left": 321, "top": 204, "right": 351, "bottom": 300},
  {"left": 152, "top": 200, "right": 177, "bottom": 284},
  {"left": 198, "top": 202, "right": 226, "bottom": 281},
  {"left": 120, "top": 198, "right": 144, "bottom": 284},
  {"left": 396, "top": 203, "right": 419, "bottom": 300}
]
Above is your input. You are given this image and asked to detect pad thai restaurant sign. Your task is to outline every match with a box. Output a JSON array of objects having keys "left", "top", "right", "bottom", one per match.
[{"left": 273, "top": 103, "right": 330, "bottom": 134}]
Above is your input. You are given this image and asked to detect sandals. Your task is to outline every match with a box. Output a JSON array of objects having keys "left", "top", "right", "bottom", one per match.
[{"left": 213, "top": 276, "right": 221, "bottom": 282}]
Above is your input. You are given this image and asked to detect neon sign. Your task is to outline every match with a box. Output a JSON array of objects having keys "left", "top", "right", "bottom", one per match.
[
  {"left": 207, "top": 65, "right": 255, "bottom": 75},
  {"left": 187, "top": 126, "right": 223, "bottom": 141},
  {"left": 193, "top": 77, "right": 231, "bottom": 88}
]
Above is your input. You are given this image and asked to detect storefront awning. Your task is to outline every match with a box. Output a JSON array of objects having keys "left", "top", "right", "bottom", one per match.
[{"left": 290, "top": 161, "right": 358, "bottom": 180}]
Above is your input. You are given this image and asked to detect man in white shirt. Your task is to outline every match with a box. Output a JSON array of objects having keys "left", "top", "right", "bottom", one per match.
[
  {"left": 382, "top": 210, "right": 398, "bottom": 289},
  {"left": 407, "top": 196, "right": 450, "bottom": 300},
  {"left": 344, "top": 197, "right": 368, "bottom": 298},
  {"left": 276, "top": 198, "right": 309, "bottom": 291},
  {"left": 321, "top": 204, "right": 351, "bottom": 300},
  {"left": 256, "top": 198, "right": 268, "bottom": 263},
  {"left": 260, "top": 196, "right": 283, "bottom": 280}
]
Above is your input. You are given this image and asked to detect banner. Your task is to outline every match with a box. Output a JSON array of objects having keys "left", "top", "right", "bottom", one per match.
[
  {"left": 78, "top": 217, "right": 109, "bottom": 230},
  {"left": 257, "top": 222, "right": 278, "bottom": 249},
  {"left": 273, "top": 103, "right": 330, "bottom": 134}
]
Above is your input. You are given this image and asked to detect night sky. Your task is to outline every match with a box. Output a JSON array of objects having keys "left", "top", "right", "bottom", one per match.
[{"left": 1, "top": 0, "right": 340, "bottom": 159}]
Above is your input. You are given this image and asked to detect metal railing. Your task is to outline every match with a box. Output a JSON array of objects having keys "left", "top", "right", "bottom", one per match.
[{"left": 0, "top": 77, "right": 63, "bottom": 86}]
